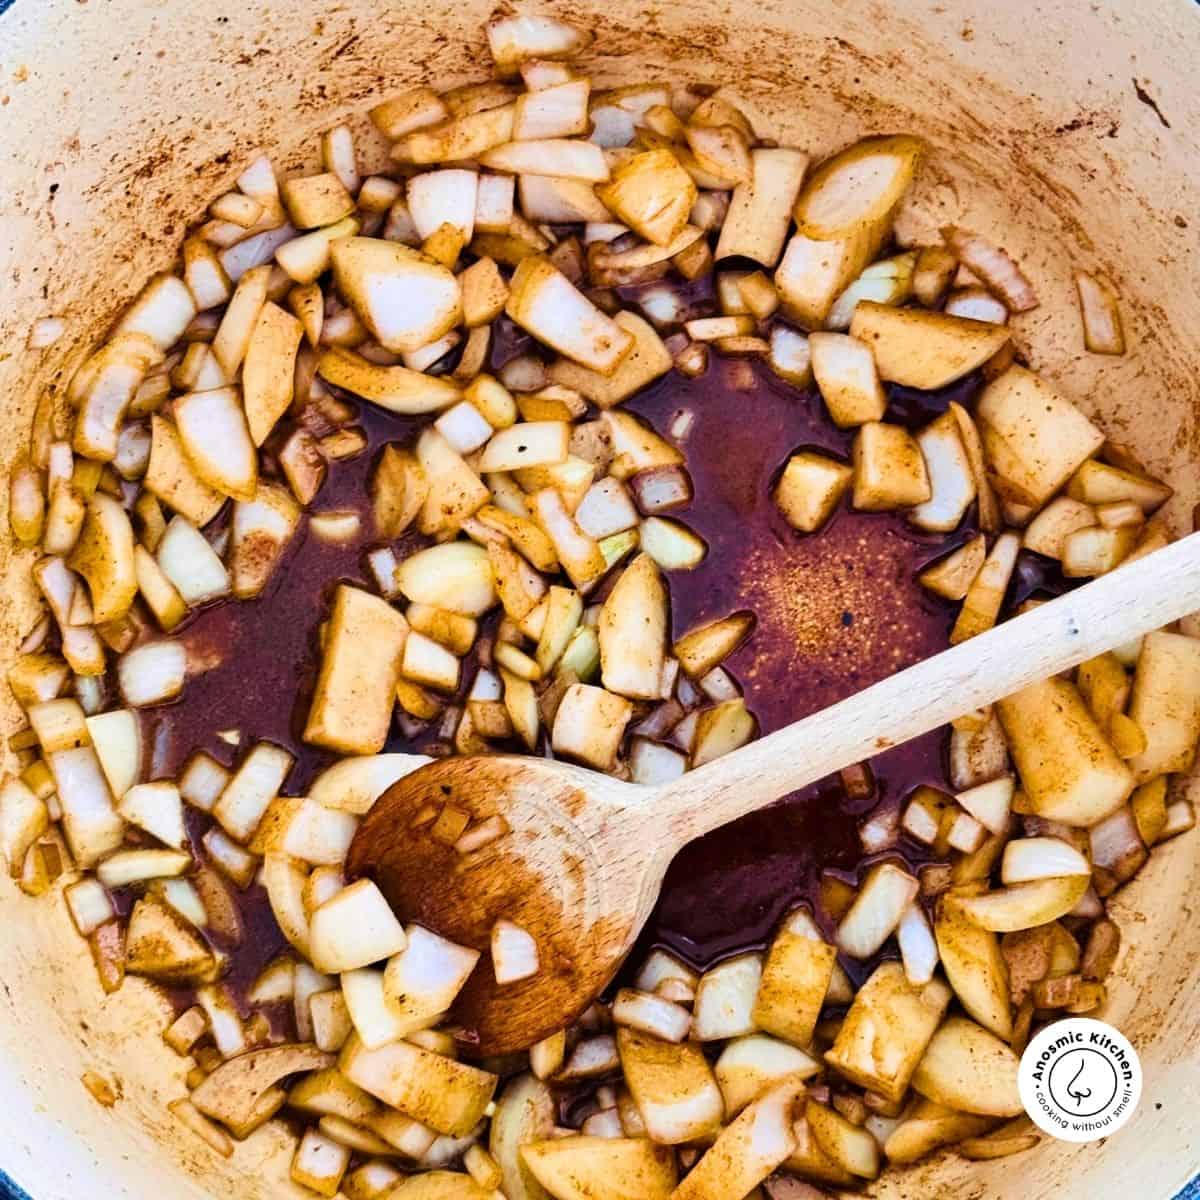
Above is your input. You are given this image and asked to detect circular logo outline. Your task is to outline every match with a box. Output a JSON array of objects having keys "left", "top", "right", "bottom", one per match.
[
  {"left": 1018, "top": 1017, "right": 1142, "bottom": 1143},
  {"left": 1046, "top": 1047, "right": 1118, "bottom": 1119}
]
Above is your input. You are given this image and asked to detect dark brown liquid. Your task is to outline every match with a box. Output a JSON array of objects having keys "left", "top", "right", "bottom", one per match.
[
  {"left": 140, "top": 326, "right": 1062, "bottom": 1017},
  {"left": 624, "top": 358, "right": 964, "bottom": 973},
  {"left": 153, "top": 421, "right": 417, "bottom": 791}
]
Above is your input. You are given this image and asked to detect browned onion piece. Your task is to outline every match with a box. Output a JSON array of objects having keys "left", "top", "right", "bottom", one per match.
[
  {"left": 629, "top": 464, "right": 694, "bottom": 514},
  {"left": 1074, "top": 270, "right": 1126, "bottom": 355}
]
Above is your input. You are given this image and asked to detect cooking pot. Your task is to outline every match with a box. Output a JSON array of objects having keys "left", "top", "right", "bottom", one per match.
[{"left": 1, "top": 0, "right": 1198, "bottom": 1196}]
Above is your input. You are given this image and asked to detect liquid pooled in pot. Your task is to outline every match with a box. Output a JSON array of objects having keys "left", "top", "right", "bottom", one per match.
[{"left": 158, "top": 345, "right": 1056, "bottom": 1005}]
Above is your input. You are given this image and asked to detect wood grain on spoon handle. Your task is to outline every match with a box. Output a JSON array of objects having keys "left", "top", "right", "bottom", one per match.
[{"left": 647, "top": 532, "right": 1200, "bottom": 844}]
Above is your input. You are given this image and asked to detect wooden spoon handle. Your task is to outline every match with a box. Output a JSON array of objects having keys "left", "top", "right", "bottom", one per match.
[{"left": 649, "top": 532, "right": 1200, "bottom": 844}]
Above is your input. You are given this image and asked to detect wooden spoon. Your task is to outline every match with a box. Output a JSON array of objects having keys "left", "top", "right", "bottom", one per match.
[{"left": 347, "top": 532, "right": 1200, "bottom": 1056}]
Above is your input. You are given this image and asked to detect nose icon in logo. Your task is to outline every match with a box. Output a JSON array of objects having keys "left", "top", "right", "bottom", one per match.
[
  {"left": 1047, "top": 1048, "right": 1119, "bottom": 1120},
  {"left": 1066, "top": 1060, "right": 1092, "bottom": 1108}
]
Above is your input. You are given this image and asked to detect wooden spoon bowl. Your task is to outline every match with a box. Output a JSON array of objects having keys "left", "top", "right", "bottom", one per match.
[{"left": 347, "top": 755, "right": 651, "bottom": 1054}]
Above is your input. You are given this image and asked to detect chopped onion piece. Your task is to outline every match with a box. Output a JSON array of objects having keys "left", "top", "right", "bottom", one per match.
[
  {"left": 612, "top": 987, "right": 691, "bottom": 1041},
  {"left": 954, "top": 876, "right": 1090, "bottom": 932},
  {"left": 320, "top": 124, "right": 359, "bottom": 195},
  {"left": 715, "top": 147, "right": 808, "bottom": 267},
  {"left": 407, "top": 169, "right": 479, "bottom": 243},
  {"left": 498, "top": 354, "right": 547, "bottom": 392},
  {"left": 486, "top": 15, "right": 592, "bottom": 74},
  {"left": 941, "top": 225, "right": 1038, "bottom": 312},
  {"left": 370, "top": 87, "right": 448, "bottom": 139},
  {"left": 575, "top": 477, "right": 639, "bottom": 539},
  {"left": 629, "top": 737, "right": 687, "bottom": 785},
  {"left": 827, "top": 251, "right": 916, "bottom": 331},
  {"left": 253, "top": 795, "right": 358, "bottom": 865},
  {"left": 524, "top": 1034, "right": 566, "bottom": 1084},
  {"left": 591, "top": 225, "right": 703, "bottom": 273},
  {"left": 693, "top": 953, "right": 762, "bottom": 1040},
  {"left": 482, "top": 138, "right": 610, "bottom": 182},
  {"left": 491, "top": 917, "right": 540, "bottom": 984},
  {"left": 859, "top": 803, "right": 900, "bottom": 853},
  {"left": 1074, "top": 270, "right": 1126, "bottom": 355},
  {"left": 180, "top": 751, "right": 230, "bottom": 812},
  {"left": 156, "top": 515, "right": 230, "bottom": 605},
  {"left": 597, "top": 149, "right": 697, "bottom": 247},
  {"left": 116, "top": 274, "right": 198, "bottom": 353},
  {"left": 909, "top": 411, "right": 976, "bottom": 532},
  {"left": 9, "top": 462, "right": 45, "bottom": 548},
  {"left": 810, "top": 331, "right": 886, "bottom": 428},
  {"left": 330, "top": 237, "right": 461, "bottom": 355},
  {"left": 213, "top": 740, "right": 294, "bottom": 842},
  {"left": 637, "top": 285, "right": 688, "bottom": 329},
  {"left": 956, "top": 775, "right": 1014, "bottom": 835},
  {"left": 97, "top": 847, "right": 191, "bottom": 888},
  {"left": 72, "top": 334, "right": 162, "bottom": 462},
  {"left": 202, "top": 827, "right": 259, "bottom": 889},
  {"left": 639, "top": 516, "right": 707, "bottom": 570},
  {"left": 309, "top": 879, "right": 408, "bottom": 974},
  {"left": 558, "top": 1034, "right": 619, "bottom": 1080},
  {"left": 685, "top": 314, "right": 755, "bottom": 342},
  {"left": 117, "top": 640, "right": 187, "bottom": 708},
  {"left": 475, "top": 174, "right": 516, "bottom": 234},
  {"left": 479, "top": 421, "right": 569, "bottom": 472},
  {"left": 119, "top": 781, "right": 186, "bottom": 850},
  {"left": 837, "top": 863, "right": 919, "bottom": 958},
  {"left": 530, "top": 488, "right": 605, "bottom": 588},
  {"left": 699, "top": 666, "right": 739, "bottom": 703},
  {"left": 366, "top": 547, "right": 401, "bottom": 598},
  {"left": 669, "top": 408, "right": 695, "bottom": 441},
  {"left": 506, "top": 256, "right": 633, "bottom": 373},
  {"left": 585, "top": 221, "right": 630, "bottom": 244},
  {"left": 64, "top": 876, "right": 116, "bottom": 936},
  {"left": 1001, "top": 836, "right": 1091, "bottom": 883},
  {"left": 636, "top": 949, "right": 699, "bottom": 994},
  {"left": 163, "top": 1005, "right": 210, "bottom": 1055},
  {"left": 123, "top": 894, "right": 212, "bottom": 984},
  {"left": 629, "top": 464, "right": 693, "bottom": 514},
  {"left": 310, "top": 511, "right": 362, "bottom": 543},
  {"left": 397, "top": 105, "right": 518, "bottom": 165},
  {"left": 150, "top": 877, "right": 208, "bottom": 934},
  {"left": 1088, "top": 804, "right": 1146, "bottom": 881},
  {"left": 946, "top": 809, "right": 986, "bottom": 853},
  {"left": 382, "top": 923, "right": 480, "bottom": 1034},
  {"left": 944, "top": 287, "right": 1009, "bottom": 324},
  {"left": 210, "top": 190, "right": 263, "bottom": 227},
  {"left": 291, "top": 1128, "right": 351, "bottom": 1196},
  {"left": 402, "top": 630, "right": 461, "bottom": 693},
  {"left": 897, "top": 902, "right": 939, "bottom": 986}
]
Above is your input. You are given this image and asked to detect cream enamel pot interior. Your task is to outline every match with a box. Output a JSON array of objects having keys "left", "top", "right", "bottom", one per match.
[{"left": 2, "top": 0, "right": 1199, "bottom": 1196}]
